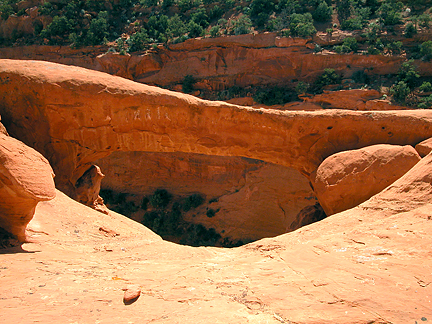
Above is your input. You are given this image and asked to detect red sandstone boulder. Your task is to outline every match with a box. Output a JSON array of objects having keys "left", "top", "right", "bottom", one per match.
[
  {"left": 0, "top": 132, "right": 56, "bottom": 241},
  {"left": 311, "top": 144, "right": 421, "bottom": 216},
  {"left": 415, "top": 137, "right": 432, "bottom": 157}
]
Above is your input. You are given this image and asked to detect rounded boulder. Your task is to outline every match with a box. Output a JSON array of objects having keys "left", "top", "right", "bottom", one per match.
[{"left": 311, "top": 144, "right": 421, "bottom": 216}]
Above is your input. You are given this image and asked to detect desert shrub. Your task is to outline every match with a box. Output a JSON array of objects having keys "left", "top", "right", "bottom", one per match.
[
  {"left": 40, "top": 16, "right": 73, "bottom": 39},
  {"left": 404, "top": 23, "right": 417, "bottom": 38},
  {"left": 183, "top": 193, "right": 205, "bottom": 211},
  {"left": 335, "top": 36, "right": 358, "bottom": 53},
  {"left": 352, "top": 70, "right": 370, "bottom": 84},
  {"left": 397, "top": 60, "right": 419, "bottom": 88},
  {"left": 182, "top": 75, "right": 196, "bottom": 93},
  {"left": 313, "top": 1, "right": 332, "bottom": 22},
  {"left": 0, "top": 1, "right": 14, "bottom": 20},
  {"left": 314, "top": 68, "right": 342, "bottom": 91},
  {"left": 210, "top": 25, "right": 220, "bottom": 37},
  {"left": 249, "top": 0, "right": 275, "bottom": 27},
  {"left": 254, "top": 86, "right": 297, "bottom": 105},
  {"left": 206, "top": 208, "right": 216, "bottom": 217},
  {"left": 232, "top": 15, "right": 252, "bottom": 35},
  {"left": 150, "top": 189, "right": 172, "bottom": 208},
  {"left": 127, "top": 28, "right": 150, "bottom": 52},
  {"left": 419, "top": 82, "right": 432, "bottom": 93},
  {"left": 386, "top": 41, "right": 403, "bottom": 55},
  {"left": 162, "top": 0, "right": 174, "bottom": 9},
  {"left": 141, "top": 196, "right": 150, "bottom": 210},
  {"left": 167, "top": 14, "right": 186, "bottom": 38},
  {"left": 418, "top": 13, "right": 431, "bottom": 29},
  {"left": 418, "top": 95, "right": 432, "bottom": 109},
  {"left": 295, "top": 81, "right": 310, "bottom": 95},
  {"left": 187, "top": 20, "right": 203, "bottom": 38},
  {"left": 289, "top": 13, "right": 316, "bottom": 37},
  {"left": 209, "top": 5, "right": 223, "bottom": 20},
  {"left": 190, "top": 7, "right": 209, "bottom": 28},
  {"left": 336, "top": 0, "right": 352, "bottom": 21},
  {"left": 420, "top": 41, "right": 432, "bottom": 61},
  {"left": 85, "top": 11, "right": 109, "bottom": 45},
  {"left": 341, "top": 17, "right": 363, "bottom": 30},
  {"left": 378, "top": 0, "right": 403, "bottom": 26},
  {"left": 390, "top": 81, "right": 411, "bottom": 102}
]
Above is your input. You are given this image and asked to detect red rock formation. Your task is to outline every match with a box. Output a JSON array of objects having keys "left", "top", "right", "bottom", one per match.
[
  {"left": 96, "top": 152, "right": 319, "bottom": 241},
  {"left": 311, "top": 144, "right": 421, "bottom": 216},
  {"left": 0, "top": 132, "right": 55, "bottom": 241},
  {"left": 0, "top": 33, "right": 416, "bottom": 92},
  {"left": 73, "top": 165, "right": 108, "bottom": 214},
  {"left": 1, "top": 59, "right": 432, "bottom": 199},
  {"left": 1, "top": 149, "right": 432, "bottom": 322},
  {"left": 302, "top": 89, "right": 407, "bottom": 110},
  {"left": 415, "top": 137, "right": 432, "bottom": 157}
]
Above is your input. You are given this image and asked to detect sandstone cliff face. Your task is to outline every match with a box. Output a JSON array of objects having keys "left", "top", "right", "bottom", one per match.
[
  {"left": 0, "top": 33, "right": 419, "bottom": 93},
  {"left": 2, "top": 59, "right": 432, "bottom": 197}
]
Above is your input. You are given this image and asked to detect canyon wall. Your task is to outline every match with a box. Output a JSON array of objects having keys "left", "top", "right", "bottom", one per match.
[{"left": 0, "top": 33, "right": 424, "bottom": 93}]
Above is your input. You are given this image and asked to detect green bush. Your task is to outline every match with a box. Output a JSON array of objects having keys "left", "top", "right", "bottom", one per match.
[
  {"left": 289, "top": 13, "right": 316, "bottom": 37},
  {"left": 254, "top": 86, "right": 297, "bottom": 105},
  {"left": 341, "top": 17, "right": 364, "bottom": 31},
  {"left": 127, "top": 28, "right": 150, "bottom": 52},
  {"left": 378, "top": 0, "right": 403, "bottom": 26},
  {"left": 187, "top": 20, "right": 203, "bottom": 38},
  {"left": 335, "top": 36, "right": 358, "bottom": 53},
  {"left": 390, "top": 81, "right": 411, "bottom": 102},
  {"left": 232, "top": 15, "right": 252, "bottom": 35},
  {"left": 315, "top": 68, "right": 342, "bottom": 89},
  {"left": 352, "top": 70, "right": 370, "bottom": 84},
  {"left": 418, "top": 95, "right": 432, "bottom": 108},
  {"left": 420, "top": 41, "right": 432, "bottom": 61},
  {"left": 210, "top": 25, "right": 220, "bottom": 37},
  {"left": 183, "top": 193, "right": 205, "bottom": 212},
  {"left": 190, "top": 7, "right": 209, "bottom": 28},
  {"left": 404, "top": 23, "right": 417, "bottom": 38},
  {"left": 40, "top": 16, "right": 73, "bottom": 39},
  {"left": 295, "top": 81, "right": 310, "bottom": 95},
  {"left": 397, "top": 60, "right": 420, "bottom": 88},
  {"left": 419, "top": 82, "right": 432, "bottom": 93},
  {"left": 182, "top": 75, "right": 196, "bottom": 93},
  {"left": 206, "top": 208, "right": 216, "bottom": 217},
  {"left": 313, "top": 1, "right": 332, "bottom": 22},
  {"left": 150, "top": 189, "right": 172, "bottom": 208}
]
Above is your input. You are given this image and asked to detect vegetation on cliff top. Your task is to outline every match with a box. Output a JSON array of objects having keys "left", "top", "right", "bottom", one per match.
[
  {"left": 1, "top": 0, "right": 432, "bottom": 106},
  {"left": 1, "top": 0, "right": 431, "bottom": 52}
]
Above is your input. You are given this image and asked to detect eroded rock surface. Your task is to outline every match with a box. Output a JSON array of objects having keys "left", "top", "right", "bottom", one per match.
[
  {"left": 73, "top": 164, "right": 108, "bottom": 214},
  {"left": 0, "top": 132, "right": 55, "bottom": 241},
  {"left": 311, "top": 144, "right": 421, "bottom": 216},
  {"left": 96, "top": 151, "right": 319, "bottom": 241},
  {"left": 1, "top": 59, "right": 432, "bottom": 200},
  {"left": 415, "top": 137, "right": 432, "bottom": 157},
  {"left": 1, "top": 147, "right": 432, "bottom": 323}
]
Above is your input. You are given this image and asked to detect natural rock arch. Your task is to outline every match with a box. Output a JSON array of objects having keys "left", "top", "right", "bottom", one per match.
[{"left": 1, "top": 59, "right": 432, "bottom": 199}]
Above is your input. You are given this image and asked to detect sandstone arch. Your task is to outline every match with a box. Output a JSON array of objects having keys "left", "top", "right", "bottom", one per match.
[{"left": 1, "top": 59, "right": 432, "bottom": 198}]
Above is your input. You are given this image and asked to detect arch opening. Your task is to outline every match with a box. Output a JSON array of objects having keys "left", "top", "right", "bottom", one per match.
[{"left": 96, "top": 151, "right": 327, "bottom": 247}]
